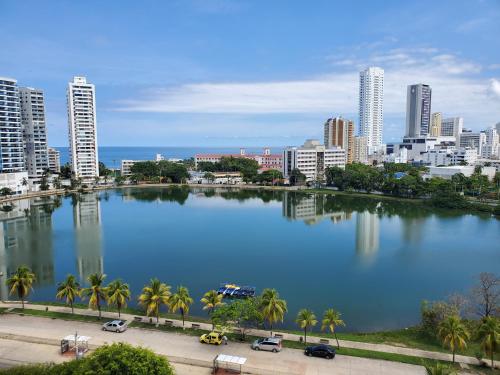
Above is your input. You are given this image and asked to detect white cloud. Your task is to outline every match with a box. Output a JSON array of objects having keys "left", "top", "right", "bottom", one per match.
[
  {"left": 115, "top": 49, "right": 500, "bottom": 127},
  {"left": 488, "top": 78, "right": 500, "bottom": 99}
]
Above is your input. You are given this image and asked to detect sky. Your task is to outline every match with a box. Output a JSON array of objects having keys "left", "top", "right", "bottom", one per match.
[{"left": 1, "top": 0, "right": 500, "bottom": 147}]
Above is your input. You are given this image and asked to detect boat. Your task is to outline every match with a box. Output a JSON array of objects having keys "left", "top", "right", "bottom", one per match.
[{"left": 217, "top": 283, "right": 256, "bottom": 298}]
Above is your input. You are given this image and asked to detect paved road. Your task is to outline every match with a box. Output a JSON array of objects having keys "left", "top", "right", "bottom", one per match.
[
  {"left": 0, "top": 313, "right": 426, "bottom": 375},
  {"left": 3, "top": 302, "right": 495, "bottom": 368}
]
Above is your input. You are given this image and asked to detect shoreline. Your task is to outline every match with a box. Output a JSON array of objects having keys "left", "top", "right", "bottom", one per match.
[{"left": 1, "top": 182, "right": 497, "bottom": 217}]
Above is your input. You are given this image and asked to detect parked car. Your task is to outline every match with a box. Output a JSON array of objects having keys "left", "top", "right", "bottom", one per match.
[
  {"left": 200, "top": 331, "right": 226, "bottom": 345},
  {"left": 102, "top": 320, "right": 127, "bottom": 333},
  {"left": 304, "top": 344, "right": 335, "bottom": 359},
  {"left": 251, "top": 337, "right": 282, "bottom": 352}
]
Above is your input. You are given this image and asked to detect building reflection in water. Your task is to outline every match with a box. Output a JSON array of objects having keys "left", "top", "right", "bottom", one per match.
[
  {"left": 355, "top": 210, "right": 380, "bottom": 257},
  {"left": 0, "top": 197, "right": 56, "bottom": 300},
  {"left": 73, "top": 193, "right": 103, "bottom": 284},
  {"left": 282, "top": 192, "right": 351, "bottom": 225}
]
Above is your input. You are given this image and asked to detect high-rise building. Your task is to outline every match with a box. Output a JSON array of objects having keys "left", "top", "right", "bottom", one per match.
[
  {"left": 482, "top": 127, "right": 499, "bottom": 159},
  {"left": 359, "top": 67, "right": 384, "bottom": 155},
  {"left": 440, "top": 117, "right": 463, "bottom": 139},
  {"left": 67, "top": 76, "right": 99, "bottom": 180},
  {"left": 0, "top": 77, "right": 25, "bottom": 173},
  {"left": 430, "top": 112, "right": 442, "bottom": 137},
  {"left": 324, "top": 117, "right": 354, "bottom": 163},
  {"left": 47, "top": 147, "right": 61, "bottom": 173},
  {"left": 405, "top": 84, "right": 432, "bottom": 137},
  {"left": 283, "top": 140, "right": 346, "bottom": 182},
  {"left": 459, "top": 131, "right": 486, "bottom": 156},
  {"left": 353, "top": 136, "right": 368, "bottom": 164},
  {"left": 19, "top": 87, "right": 49, "bottom": 178}
]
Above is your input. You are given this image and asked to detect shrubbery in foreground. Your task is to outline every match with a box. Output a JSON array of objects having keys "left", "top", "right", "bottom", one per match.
[{"left": 0, "top": 343, "right": 174, "bottom": 375}]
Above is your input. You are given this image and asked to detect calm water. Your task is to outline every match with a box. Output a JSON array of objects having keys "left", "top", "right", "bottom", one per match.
[{"left": 1, "top": 187, "right": 498, "bottom": 332}]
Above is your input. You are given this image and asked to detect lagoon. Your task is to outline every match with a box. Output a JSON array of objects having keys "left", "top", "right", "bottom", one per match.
[{"left": 0, "top": 187, "right": 498, "bottom": 332}]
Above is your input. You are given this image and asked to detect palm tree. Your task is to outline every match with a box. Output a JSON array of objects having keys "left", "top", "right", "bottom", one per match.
[
  {"left": 169, "top": 286, "right": 193, "bottom": 328},
  {"left": 477, "top": 317, "right": 499, "bottom": 368},
  {"left": 21, "top": 177, "right": 29, "bottom": 195},
  {"left": 259, "top": 288, "right": 287, "bottom": 336},
  {"left": 201, "top": 290, "right": 224, "bottom": 329},
  {"left": 6, "top": 265, "right": 35, "bottom": 309},
  {"left": 55, "top": 274, "right": 80, "bottom": 314},
  {"left": 321, "top": 308, "right": 345, "bottom": 349},
  {"left": 296, "top": 309, "right": 317, "bottom": 345},
  {"left": 138, "top": 278, "right": 171, "bottom": 323},
  {"left": 438, "top": 315, "right": 470, "bottom": 363},
  {"left": 81, "top": 273, "right": 107, "bottom": 319},
  {"left": 107, "top": 279, "right": 131, "bottom": 318}
]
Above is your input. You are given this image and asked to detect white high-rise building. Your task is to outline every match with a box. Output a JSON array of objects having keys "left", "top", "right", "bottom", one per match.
[
  {"left": 19, "top": 87, "right": 49, "bottom": 178},
  {"left": 67, "top": 76, "right": 99, "bottom": 180},
  {"left": 47, "top": 147, "right": 61, "bottom": 174},
  {"left": 440, "top": 117, "right": 463, "bottom": 139},
  {"left": 0, "top": 77, "right": 25, "bottom": 173},
  {"left": 459, "top": 131, "right": 486, "bottom": 156},
  {"left": 359, "top": 67, "right": 384, "bottom": 155},
  {"left": 406, "top": 84, "right": 432, "bottom": 137},
  {"left": 482, "top": 127, "right": 499, "bottom": 159}
]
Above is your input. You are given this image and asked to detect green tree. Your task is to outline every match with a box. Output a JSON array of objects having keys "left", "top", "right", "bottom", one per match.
[
  {"left": 296, "top": 309, "right": 317, "bottom": 345},
  {"left": 321, "top": 308, "right": 345, "bottom": 348},
  {"left": 6, "top": 265, "right": 35, "bottom": 309},
  {"left": 259, "top": 288, "right": 287, "bottom": 336},
  {"left": 55, "top": 274, "right": 80, "bottom": 314},
  {"left": 107, "top": 279, "right": 131, "bottom": 318},
  {"left": 212, "top": 298, "right": 263, "bottom": 341},
  {"left": 98, "top": 162, "right": 111, "bottom": 177},
  {"left": 158, "top": 160, "right": 190, "bottom": 183},
  {"left": 289, "top": 168, "right": 306, "bottom": 186},
  {"left": 21, "top": 177, "right": 29, "bottom": 194},
  {"left": 437, "top": 315, "right": 470, "bottom": 363},
  {"left": 200, "top": 290, "right": 224, "bottom": 329},
  {"left": 169, "top": 286, "right": 193, "bottom": 327},
  {"left": 81, "top": 273, "right": 107, "bottom": 319},
  {"left": 203, "top": 172, "right": 215, "bottom": 183},
  {"left": 0, "top": 187, "right": 14, "bottom": 197},
  {"left": 138, "top": 278, "right": 171, "bottom": 323},
  {"left": 60, "top": 163, "right": 72, "bottom": 179},
  {"left": 78, "top": 343, "right": 174, "bottom": 375},
  {"left": 477, "top": 317, "right": 499, "bottom": 368}
]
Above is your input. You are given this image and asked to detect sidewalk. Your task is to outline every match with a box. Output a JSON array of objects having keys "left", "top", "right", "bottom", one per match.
[{"left": 1, "top": 301, "right": 497, "bottom": 368}]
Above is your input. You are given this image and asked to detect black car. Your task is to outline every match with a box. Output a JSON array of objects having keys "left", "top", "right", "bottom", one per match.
[{"left": 304, "top": 344, "right": 336, "bottom": 359}]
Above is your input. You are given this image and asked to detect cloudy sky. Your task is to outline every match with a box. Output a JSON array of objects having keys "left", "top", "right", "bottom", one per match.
[{"left": 1, "top": 0, "right": 499, "bottom": 147}]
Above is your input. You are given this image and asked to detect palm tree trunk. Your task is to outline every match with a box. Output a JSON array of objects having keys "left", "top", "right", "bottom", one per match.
[
  {"left": 452, "top": 349, "right": 455, "bottom": 363},
  {"left": 21, "top": 298, "right": 25, "bottom": 310},
  {"left": 71, "top": 301, "right": 74, "bottom": 314},
  {"left": 270, "top": 323, "right": 273, "bottom": 337},
  {"left": 334, "top": 332, "right": 340, "bottom": 349},
  {"left": 182, "top": 312, "right": 185, "bottom": 328},
  {"left": 491, "top": 352, "right": 494, "bottom": 369},
  {"left": 118, "top": 307, "right": 121, "bottom": 318},
  {"left": 156, "top": 312, "right": 159, "bottom": 323},
  {"left": 98, "top": 304, "right": 101, "bottom": 319},
  {"left": 304, "top": 328, "right": 307, "bottom": 345}
]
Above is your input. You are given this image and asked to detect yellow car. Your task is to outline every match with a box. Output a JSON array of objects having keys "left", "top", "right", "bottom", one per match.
[{"left": 200, "top": 331, "right": 225, "bottom": 345}]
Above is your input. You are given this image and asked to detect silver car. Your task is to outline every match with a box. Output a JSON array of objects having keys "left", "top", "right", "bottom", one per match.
[
  {"left": 251, "top": 337, "right": 282, "bottom": 352},
  {"left": 102, "top": 320, "right": 127, "bottom": 333}
]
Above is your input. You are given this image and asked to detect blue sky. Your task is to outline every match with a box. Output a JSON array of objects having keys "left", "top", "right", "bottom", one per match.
[{"left": 1, "top": 0, "right": 499, "bottom": 147}]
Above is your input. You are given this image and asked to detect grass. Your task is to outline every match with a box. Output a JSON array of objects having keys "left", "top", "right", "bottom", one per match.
[
  {"left": 31, "top": 301, "right": 211, "bottom": 324},
  {"left": 10, "top": 308, "right": 103, "bottom": 323}
]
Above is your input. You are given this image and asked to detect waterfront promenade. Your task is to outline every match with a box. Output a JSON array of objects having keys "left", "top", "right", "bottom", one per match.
[
  {"left": 0, "top": 307, "right": 425, "bottom": 375},
  {"left": 2, "top": 302, "right": 497, "bottom": 369}
]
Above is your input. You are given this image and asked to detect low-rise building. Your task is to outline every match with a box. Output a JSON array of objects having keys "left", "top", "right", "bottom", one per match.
[
  {"left": 121, "top": 159, "right": 145, "bottom": 176},
  {"left": 421, "top": 147, "right": 477, "bottom": 166},
  {"left": 353, "top": 136, "right": 368, "bottom": 164},
  {"left": 0, "top": 171, "right": 29, "bottom": 195},
  {"left": 195, "top": 148, "right": 282, "bottom": 171},
  {"left": 283, "top": 139, "right": 346, "bottom": 182},
  {"left": 423, "top": 166, "right": 496, "bottom": 180},
  {"left": 387, "top": 137, "right": 440, "bottom": 162},
  {"left": 459, "top": 131, "right": 485, "bottom": 156}
]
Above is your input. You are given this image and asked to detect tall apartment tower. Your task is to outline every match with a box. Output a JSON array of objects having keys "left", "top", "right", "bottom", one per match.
[
  {"left": 19, "top": 87, "right": 49, "bottom": 178},
  {"left": 324, "top": 117, "right": 354, "bottom": 163},
  {"left": 47, "top": 147, "right": 61, "bottom": 173},
  {"left": 67, "top": 76, "right": 99, "bottom": 179},
  {"left": 359, "top": 67, "right": 384, "bottom": 155},
  {"left": 482, "top": 127, "right": 499, "bottom": 159},
  {"left": 0, "top": 77, "right": 25, "bottom": 172},
  {"left": 430, "top": 112, "right": 442, "bottom": 137},
  {"left": 406, "top": 84, "right": 432, "bottom": 137}
]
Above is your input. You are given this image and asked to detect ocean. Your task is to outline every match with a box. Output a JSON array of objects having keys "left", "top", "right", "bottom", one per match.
[{"left": 56, "top": 146, "right": 284, "bottom": 168}]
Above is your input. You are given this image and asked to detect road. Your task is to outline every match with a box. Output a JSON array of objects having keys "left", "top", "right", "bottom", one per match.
[{"left": 0, "top": 313, "right": 425, "bottom": 375}]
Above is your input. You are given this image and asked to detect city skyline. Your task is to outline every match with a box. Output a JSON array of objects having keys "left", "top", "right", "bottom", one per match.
[{"left": 1, "top": 1, "right": 499, "bottom": 147}]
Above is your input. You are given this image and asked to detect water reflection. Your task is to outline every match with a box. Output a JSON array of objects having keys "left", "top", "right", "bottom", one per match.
[
  {"left": 355, "top": 210, "right": 380, "bottom": 256},
  {"left": 282, "top": 192, "right": 351, "bottom": 225},
  {"left": 0, "top": 197, "right": 57, "bottom": 300},
  {"left": 73, "top": 193, "right": 103, "bottom": 284}
]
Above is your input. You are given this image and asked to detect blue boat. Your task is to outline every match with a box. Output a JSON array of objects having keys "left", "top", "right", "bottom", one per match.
[{"left": 217, "top": 283, "right": 256, "bottom": 298}]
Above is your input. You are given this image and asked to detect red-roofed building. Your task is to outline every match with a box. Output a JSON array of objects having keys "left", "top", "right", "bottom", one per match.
[{"left": 195, "top": 148, "right": 282, "bottom": 171}]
